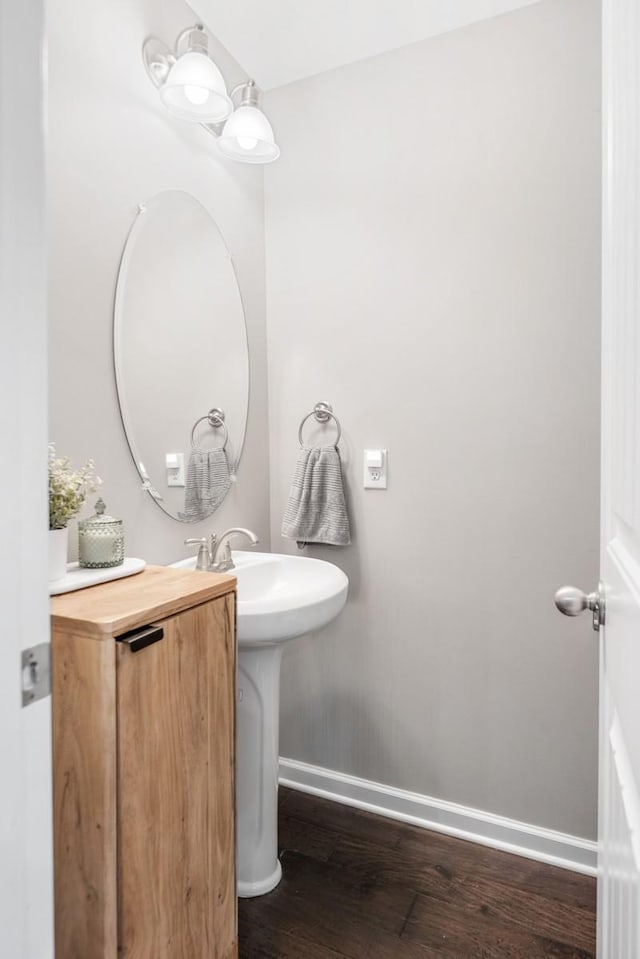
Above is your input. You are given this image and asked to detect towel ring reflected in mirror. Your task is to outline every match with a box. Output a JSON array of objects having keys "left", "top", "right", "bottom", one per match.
[
  {"left": 298, "top": 402, "right": 342, "bottom": 447},
  {"left": 191, "top": 407, "right": 229, "bottom": 450}
]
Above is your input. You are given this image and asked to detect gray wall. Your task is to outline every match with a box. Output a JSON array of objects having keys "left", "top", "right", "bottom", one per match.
[
  {"left": 48, "top": 0, "right": 601, "bottom": 841},
  {"left": 48, "top": 0, "right": 271, "bottom": 564},
  {"left": 264, "top": 0, "right": 601, "bottom": 838}
]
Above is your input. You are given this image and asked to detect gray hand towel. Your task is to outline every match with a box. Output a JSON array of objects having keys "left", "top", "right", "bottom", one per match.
[
  {"left": 281, "top": 445, "right": 351, "bottom": 546},
  {"left": 180, "top": 448, "right": 231, "bottom": 522}
]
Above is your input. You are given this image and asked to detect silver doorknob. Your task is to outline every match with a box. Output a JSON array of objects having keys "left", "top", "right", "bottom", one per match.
[{"left": 554, "top": 584, "right": 604, "bottom": 631}]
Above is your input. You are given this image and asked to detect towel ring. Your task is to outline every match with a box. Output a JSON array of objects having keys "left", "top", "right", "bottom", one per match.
[
  {"left": 298, "top": 402, "right": 342, "bottom": 447},
  {"left": 191, "top": 407, "right": 229, "bottom": 450}
]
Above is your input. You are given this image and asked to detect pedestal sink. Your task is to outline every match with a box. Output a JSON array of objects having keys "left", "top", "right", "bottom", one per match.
[{"left": 172, "top": 550, "right": 348, "bottom": 897}]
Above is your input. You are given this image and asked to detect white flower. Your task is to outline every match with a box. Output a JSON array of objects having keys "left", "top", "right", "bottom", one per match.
[{"left": 48, "top": 444, "right": 102, "bottom": 530}]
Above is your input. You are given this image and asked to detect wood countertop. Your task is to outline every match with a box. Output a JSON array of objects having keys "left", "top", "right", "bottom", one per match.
[{"left": 50, "top": 564, "right": 236, "bottom": 639}]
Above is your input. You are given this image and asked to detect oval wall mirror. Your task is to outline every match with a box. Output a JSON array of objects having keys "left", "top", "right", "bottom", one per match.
[{"left": 114, "top": 190, "right": 249, "bottom": 522}]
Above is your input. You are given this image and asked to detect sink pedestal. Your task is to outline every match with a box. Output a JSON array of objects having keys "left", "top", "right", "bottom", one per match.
[
  {"left": 236, "top": 644, "right": 284, "bottom": 898},
  {"left": 171, "top": 550, "right": 348, "bottom": 899}
]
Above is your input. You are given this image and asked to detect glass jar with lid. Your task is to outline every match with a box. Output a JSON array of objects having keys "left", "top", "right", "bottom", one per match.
[{"left": 78, "top": 498, "right": 124, "bottom": 568}]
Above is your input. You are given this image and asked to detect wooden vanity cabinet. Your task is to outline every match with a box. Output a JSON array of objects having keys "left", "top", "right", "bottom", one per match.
[{"left": 51, "top": 565, "right": 238, "bottom": 959}]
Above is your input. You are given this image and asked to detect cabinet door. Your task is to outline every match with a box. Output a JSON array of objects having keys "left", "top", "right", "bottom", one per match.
[{"left": 116, "top": 595, "right": 236, "bottom": 959}]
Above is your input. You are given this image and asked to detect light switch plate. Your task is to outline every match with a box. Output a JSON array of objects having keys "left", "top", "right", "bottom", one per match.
[
  {"left": 363, "top": 449, "right": 387, "bottom": 489},
  {"left": 166, "top": 452, "right": 185, "bottom": 487}
]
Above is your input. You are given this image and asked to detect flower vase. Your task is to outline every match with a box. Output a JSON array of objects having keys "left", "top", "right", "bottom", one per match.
[{"left": 49, "top": 526, "right": 69, "bottom": 582}]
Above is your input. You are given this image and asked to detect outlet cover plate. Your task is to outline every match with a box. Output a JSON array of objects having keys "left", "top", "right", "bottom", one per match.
[{"left": 363, "top": 449, "right": 387, "bottom": 489}]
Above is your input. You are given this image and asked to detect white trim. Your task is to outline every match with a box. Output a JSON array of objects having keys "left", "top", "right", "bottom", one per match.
[
  {"left": 279, "top": 757, "right": 597, "bottom": 877},
  {"left": 0, "top": 0, "right": 53, "bottom": 956}
]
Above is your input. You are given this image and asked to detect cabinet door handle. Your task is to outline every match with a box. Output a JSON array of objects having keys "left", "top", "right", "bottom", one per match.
[{"left": 116, "top": 624, "right": 164, "bottom": 653}]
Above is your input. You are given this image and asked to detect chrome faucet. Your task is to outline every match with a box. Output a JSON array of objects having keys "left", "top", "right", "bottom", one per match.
[
  {"left": 184, "top": 527, "right": 258, "bottom": 573},
  {"left": 210, "top": 527, "right": 259, "bottom": 571}
]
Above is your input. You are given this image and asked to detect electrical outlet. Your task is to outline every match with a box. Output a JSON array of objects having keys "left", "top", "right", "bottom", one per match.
[{"left": 363, "top": 449, "right": 387, "bottom": 489}]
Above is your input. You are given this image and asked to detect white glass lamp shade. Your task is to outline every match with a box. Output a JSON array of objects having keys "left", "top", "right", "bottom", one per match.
[
  {"left": 218, "top": 105, "right": 280, "bottom": 164},
  {"left": 160, "top": 51, "right": 233, "bottom": 122}
]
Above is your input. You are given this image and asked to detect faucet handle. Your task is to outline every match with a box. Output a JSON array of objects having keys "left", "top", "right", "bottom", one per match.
[
  {"left": 217, "top": 540, "right": 233, "bottom": 568},
  {"left": 184, "top": 537, "right": 211, "bottom": 571}
]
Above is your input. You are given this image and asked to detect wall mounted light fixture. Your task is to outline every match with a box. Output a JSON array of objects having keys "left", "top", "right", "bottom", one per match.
[{"left": 143, "top": 25, "right": 280, "bottom": 164}]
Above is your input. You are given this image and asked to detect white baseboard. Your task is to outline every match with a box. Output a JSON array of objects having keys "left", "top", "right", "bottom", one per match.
[{"left": 279, "top": 757, "right": 597, "bottom": 877}]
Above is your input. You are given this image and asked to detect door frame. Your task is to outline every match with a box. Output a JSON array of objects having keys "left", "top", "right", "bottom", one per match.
[{"left": 0, "top": 0, "right": 53, "bottom": 956}]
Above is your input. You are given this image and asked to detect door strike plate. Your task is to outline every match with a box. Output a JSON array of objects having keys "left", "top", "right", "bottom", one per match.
[{"left": 21, "top": 642, "right": 51, "bottom": 707}]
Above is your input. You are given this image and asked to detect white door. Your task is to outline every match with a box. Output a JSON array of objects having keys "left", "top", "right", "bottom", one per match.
[
  {"left": 599, "top": 0, "right": 640, "bottom": 953},
  {"left": 0, "top": 0, "right": 54, "bottom": 956},
  {"left": 556, "top": 1, "right": 640, "bottom": 955}
]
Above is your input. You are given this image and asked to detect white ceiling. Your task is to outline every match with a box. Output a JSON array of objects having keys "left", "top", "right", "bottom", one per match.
[{"left": 189, "top": 0, "right": 541, "bottom": 91}]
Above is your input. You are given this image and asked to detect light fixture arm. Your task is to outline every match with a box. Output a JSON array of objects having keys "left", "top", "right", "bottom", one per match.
[
  {"left": 230, "top": 79, "right": 261, "bottom": 109},
  {"left": 174, "top": 23, "right": 207, "bottom": 57}
]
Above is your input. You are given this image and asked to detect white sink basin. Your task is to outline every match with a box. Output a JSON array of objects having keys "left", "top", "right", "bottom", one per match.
[{"left": 173, "top": 550, "right": 348, "bottom": 647}]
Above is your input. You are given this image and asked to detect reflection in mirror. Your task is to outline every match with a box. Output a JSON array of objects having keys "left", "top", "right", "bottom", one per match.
[{"left": 114, "top": 190, "right": 249, "bottom": 522}]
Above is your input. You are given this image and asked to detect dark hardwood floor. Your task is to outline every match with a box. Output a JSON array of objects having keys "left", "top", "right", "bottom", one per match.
[{"left": 238, "top": 787, "right": 596, "bottom": 959}]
